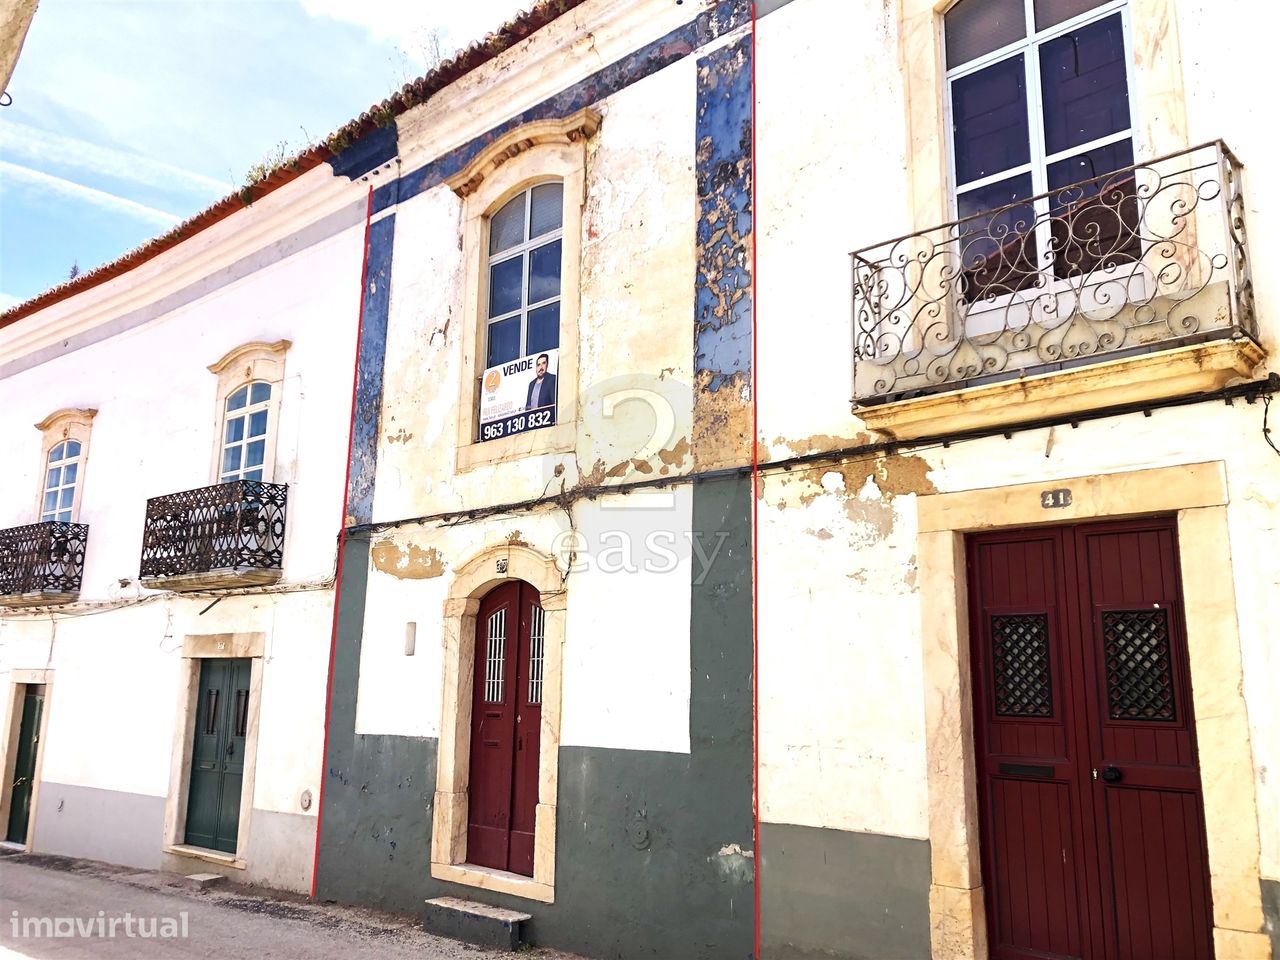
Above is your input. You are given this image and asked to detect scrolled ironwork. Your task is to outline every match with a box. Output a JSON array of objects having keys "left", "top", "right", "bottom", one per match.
[
  {"left": 852, "top": 141, "right": 1255, "bottom": 401},
  {"left": 139, "top": 480, "right": 287, "bottom": 580},
  {"left": 0, "top": 521, "right": 89, "bottom": 599}
]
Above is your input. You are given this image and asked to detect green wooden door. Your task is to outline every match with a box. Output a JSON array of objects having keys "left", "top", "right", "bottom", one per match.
[
  {"left": 184, "top": 658, "right": 250, "bottom": 853},
  {"left": 5, "top": 685, "right": 45, "bottom": 845}
]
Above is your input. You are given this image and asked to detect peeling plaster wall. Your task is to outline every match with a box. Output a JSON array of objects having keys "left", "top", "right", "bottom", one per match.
[
  {"left": 355, "top": 493, "right": 694, "bottom": 754},
  {"left": 754, "top": 0, "right": 1280, "bottom": 945},
  {"left": 318, "top": 2, "right": 755, "bottom": 953},
  {"left": 318, "top": 477, "right": 753, "bottom": 958},
  {"left": 693, "top": 34, "right": 754, "bottom": 472},
  {"left": 371, "top": 53, "right": 699, "bottom": 526}
]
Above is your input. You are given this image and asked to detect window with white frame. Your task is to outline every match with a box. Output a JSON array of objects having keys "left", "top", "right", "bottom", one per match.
[
  {"left": 485, "top": 182, "right": 564, "bottom": 372},
  {"left": 41, "top": 441, "right": 82, "bottom": 522},
  {"left": 219, "top": 382, "right": 271, "bottom": 482},
  {"left": 945, "top": 0, "right": 1135, "bottom": 291}
]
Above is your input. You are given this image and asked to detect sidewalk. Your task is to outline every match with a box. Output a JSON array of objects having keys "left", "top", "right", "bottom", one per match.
[{"left": 0, "top": 852, "right": 583, "bottom": 959}]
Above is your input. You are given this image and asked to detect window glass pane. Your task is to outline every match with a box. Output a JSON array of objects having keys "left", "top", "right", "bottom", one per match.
[
  {"left": 489, "top": 193, "right": 527, "bottom": 255},
  {"left": 1047, "top": 137, "right": 1134, "bottom": 198},
  {"left": 222, "top": 446, "right": 242, "bottom": 474},
  {"left": 945, "top": 0, "right": 1027, "bottom": 68},
  {"left": 48, "top": 442, "right": 65, "bottom": 463},
  {"left": 63, "top": 462, "right": 78, "bottom": 485},
  {"left": 529, "top": 183, "right": 563, "bottom": 238},
  {"left": 65, "top": 440, "right": 81, "bottom": 458},
  {"left": 528, "top": 240, "right": 562, "bottom": 304},
  {"left": 1047, "top": 139, "right": 1140, "bottom": 279},
  {"left": 225, "top": 416, "right": 245, "bottom": 443},
  {"left": 956, "top": 172, "right": 1039, "bottom": 298},
  {"left": 1034, "top": 0, "right": 1107, "bottom": 31},
  {"left": 488, "top": 256, "right": 524, "bottom": 318},
  {"left": 951, "top": 55, "right": 1030, "bottom": 186},
  {"left": 58, "top": 509, "right": 72, "bottom": 523},
  {"left": 1039, "top": 14, "right": 1129, "bottom": 156},
  {"left": 248, "top": 410, "right": 268, "bottom": 437},
  {"left": 46, "top": 467, "right": 61, "bottom": 490},
  {"left": 245, "top": 468, "right": 263, "bottom": 481},
  {"left": 527, "top": 303, "right": 561, "bottom": 355},
  {"left": 250, "top": 382, "right": 271, "bottom": 404},
  {"left": 59, "top": 488, "right": 74, "bottom": 509},
  {"left": 227, "top": 385, "right": 249, "bottom": 411},
  {"left": 486, "top": 316, "right": 521, "bottom": 367},
  {"left": 43, "top": 492, "right": 58, "bottom": 514},
  {"left": 245, "top": 439, "right": 265, "bottom": 468}
]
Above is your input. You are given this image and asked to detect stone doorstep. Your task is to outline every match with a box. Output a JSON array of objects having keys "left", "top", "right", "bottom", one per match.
[
  {"left": 184, "top": 873, "right": 226, "bottom": 888},
  {"left": 423, "top": 896, "right": 533, "bottom": 952}
]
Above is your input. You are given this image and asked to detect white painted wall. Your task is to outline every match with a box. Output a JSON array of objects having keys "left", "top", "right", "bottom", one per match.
[{"left": 355, "top": 490, "right": 694, "bottom": 755}]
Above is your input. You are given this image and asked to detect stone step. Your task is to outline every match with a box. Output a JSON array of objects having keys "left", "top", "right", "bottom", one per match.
[{"left": 423, "top": 896, "right": 532, "bottom": 951}]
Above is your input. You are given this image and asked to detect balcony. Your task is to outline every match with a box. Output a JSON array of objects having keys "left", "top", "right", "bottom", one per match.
[
  {"left": 0, "top": 521, "right": 89, "bottom": 607},
  {"left": 139, "top": 480, "right": 287, "bottom": 591},
  {"left": 852, "top": 141, "right": 1263, "bottom": 438}
]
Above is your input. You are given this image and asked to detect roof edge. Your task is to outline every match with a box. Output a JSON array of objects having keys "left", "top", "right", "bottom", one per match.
[{"left": 0, "top": 0, "right": 589, "bottom": 331}]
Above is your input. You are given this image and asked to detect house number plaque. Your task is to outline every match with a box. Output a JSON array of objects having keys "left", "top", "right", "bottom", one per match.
[{"left": 1041, "top": 488, "right": 1073, "bottom": 509}]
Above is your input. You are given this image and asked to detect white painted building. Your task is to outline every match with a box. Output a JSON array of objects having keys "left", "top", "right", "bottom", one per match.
[{"left": 0, "top": 158, "right": 366, "bottom": 892}]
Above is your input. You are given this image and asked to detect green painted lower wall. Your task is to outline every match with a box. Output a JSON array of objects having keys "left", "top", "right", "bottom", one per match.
[
  {"left": 1263, "top": 878, "right": 1279, "bottom": 960},
  {"left": 316, "top": 476, "right": 754, "bottom": 958},
  {"left": 759, "top": 821, "right": 931, "bottom": 960}
]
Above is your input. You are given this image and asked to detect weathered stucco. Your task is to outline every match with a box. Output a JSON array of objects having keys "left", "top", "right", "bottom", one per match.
[
  {"left": 370, "top": 540, "right": 445, "bottom": 580},
  {"left": 693, "top": 34, "right": 754, "bottom": 473}
]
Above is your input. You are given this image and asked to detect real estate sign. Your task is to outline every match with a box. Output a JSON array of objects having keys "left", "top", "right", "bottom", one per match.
[{"left": 479, "top": 348, "right": 559, "bottom": 441}]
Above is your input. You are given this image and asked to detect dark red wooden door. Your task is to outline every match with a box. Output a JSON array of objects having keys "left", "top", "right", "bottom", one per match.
[
  {"left": 468, "top": 579, "right": 544, "bottom": 877},
  {"left": 969, "top": 518, "right": 1214, "bottom": 960}
]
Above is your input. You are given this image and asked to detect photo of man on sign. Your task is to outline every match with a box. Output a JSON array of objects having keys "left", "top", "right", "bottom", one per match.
[
  {"left": 478, "top": 348, "right": 559, "bottom": 442},
  {"left": 525, "top": 353, "right": 557, "bottom": 417}
]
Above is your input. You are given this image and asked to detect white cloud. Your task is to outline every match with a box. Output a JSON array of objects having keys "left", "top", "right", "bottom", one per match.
[
  {"left": 0, "top": 292, "right": 21, "bottom": 311},
  {"left": 0, "top": 120, "right": 230, "bottom": 197},
  {"left": 297, "top": 0, "right": 528, "bottom": 63},
  {"left": 0, "top": 161, "right": 181, "bottom": 228}
]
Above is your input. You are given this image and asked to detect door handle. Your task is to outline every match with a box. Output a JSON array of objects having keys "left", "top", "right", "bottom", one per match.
[
  {"left": 227, "top": 741, "right": 235, "bottom": 758},
  {"left": 1095, "top": 766, "right": 1122, "bottom": 784}
]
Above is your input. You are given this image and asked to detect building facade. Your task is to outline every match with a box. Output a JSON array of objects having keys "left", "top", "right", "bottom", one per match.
[
  {"left": 0, "top": 158, "right": 366, "bottom": 892},
  {"left": 311, "top": 2, "right": 756, "bottom": 957},
  {"left": 755, "top": 0, "right": 1278, "bottom": 957},
  {"left": 2, "top": 0, "right": 1277, "bottom": 958}
]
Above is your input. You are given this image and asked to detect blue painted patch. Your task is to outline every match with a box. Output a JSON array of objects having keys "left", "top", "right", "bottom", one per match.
[
  {"left": 328, "top": 124, "right": 398, "bottom": 181},
  {"left": 695, "top": 35, "right": 753, "bottom": 392},
  {"left": 346, "top": 213, "right": 396, "bottom": 525},
  {"left": 369, "top": 0, "right": 752, "bottom": 215}
]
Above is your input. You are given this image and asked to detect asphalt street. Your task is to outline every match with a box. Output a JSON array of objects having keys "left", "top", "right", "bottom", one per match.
[{"left": 0, "top": 853, "right": 581, "bottom": 959}]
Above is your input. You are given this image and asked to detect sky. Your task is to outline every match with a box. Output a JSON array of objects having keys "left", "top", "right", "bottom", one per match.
[{"left": 0, "top": 0, "right": 527, "bottom": 310}]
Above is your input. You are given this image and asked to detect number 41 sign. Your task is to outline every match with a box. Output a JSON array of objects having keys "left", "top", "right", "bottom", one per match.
[{"left": 1041, "top": 488, "right": 1073, "bottom": 509}]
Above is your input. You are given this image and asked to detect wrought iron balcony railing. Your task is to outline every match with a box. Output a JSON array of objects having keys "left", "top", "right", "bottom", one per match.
[
  {"left": 0, "top": 521, "right": 89, "bottom": 606},
  {"left": 852, "top": 141, "right": 1256, "bottom": 402},
  {"left": 139, "top": 480, "right": 287, "bottom": 589}
]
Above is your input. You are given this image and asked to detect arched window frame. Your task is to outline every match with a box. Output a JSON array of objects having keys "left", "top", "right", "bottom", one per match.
[
  {"left": 206, "top": 340, "right": 291, "bottom": 485},
  {"left": 446, "top": 108, "right": 599, "bottom": 473},
  {"left": 483, "top": 180, "right": 566, "bottom": 371},
  {"left": 33, "top": 408, "right": 96, "bottom": 524},
  {"left": 217, "top": 381, "right": 274, "bottom": 483}
]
